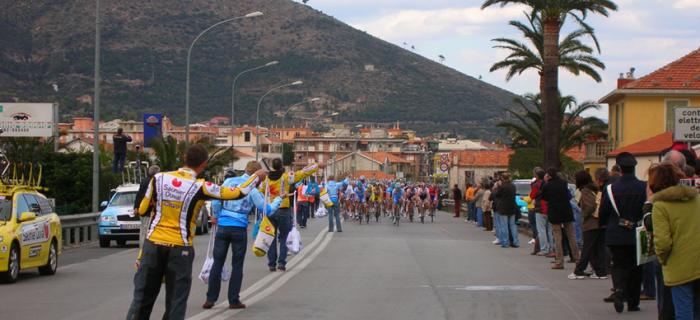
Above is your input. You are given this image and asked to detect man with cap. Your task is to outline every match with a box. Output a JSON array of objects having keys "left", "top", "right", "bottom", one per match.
[{"left": 599, "top": 152, "right": 648, "bottom": 313}]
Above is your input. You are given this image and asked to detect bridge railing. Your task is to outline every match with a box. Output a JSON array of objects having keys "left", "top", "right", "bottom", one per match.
[{"left": 60, "top": 213, "right": 100, "bottom": 248}]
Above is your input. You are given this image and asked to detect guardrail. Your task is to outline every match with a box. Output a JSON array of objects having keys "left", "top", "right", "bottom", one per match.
[{"left": 60, "top": 212, "right": 100, "bottom": 248}]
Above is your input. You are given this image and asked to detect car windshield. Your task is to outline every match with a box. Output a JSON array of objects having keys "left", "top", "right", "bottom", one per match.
[
  {"left": 109, "top": 192, "right": 136, "bottom": 207},
  {"left": 0, "top": 198, "right": 11, "bottom": 221},
  {"left": 514, "top": 183, "right": 531, "bottom": 196}
]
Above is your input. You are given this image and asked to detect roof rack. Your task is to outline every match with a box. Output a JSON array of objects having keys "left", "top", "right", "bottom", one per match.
[
  {"left": 121, "top": 161, "right": 149, "bottom": 185},
  {"left": 0, "top": 153, "right": 46, "bottom": 193}
]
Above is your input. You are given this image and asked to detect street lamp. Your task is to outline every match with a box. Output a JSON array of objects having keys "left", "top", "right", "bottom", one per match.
[
  {"left": 255, "top": 80, "right": 303, "bottom": 160},
  {"left": 185, "top": 11, "right": 263, "bottom": 145},
  {"left": 279, "top": 97, "right": 320, "bottom": 128},
  {"left": 92, "top": 0, "right": 101, "bottom": 212}
]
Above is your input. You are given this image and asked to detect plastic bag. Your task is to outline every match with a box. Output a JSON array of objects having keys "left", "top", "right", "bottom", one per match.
[
  {"left": 199, "top": 226, "right": 231, "bottom": 283},
  {"left": 315, "top": 206, "right": 328, "bottom": 218}
]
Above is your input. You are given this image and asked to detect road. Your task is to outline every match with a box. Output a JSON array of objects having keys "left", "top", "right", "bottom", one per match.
[{"left": 1, "top": 211, "right": 657, "bottom": 320}]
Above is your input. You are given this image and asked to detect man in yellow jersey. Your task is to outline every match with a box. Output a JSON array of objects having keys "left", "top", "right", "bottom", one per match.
[{"left": 126, "top": 145, "right": 266, "bottom": 320}]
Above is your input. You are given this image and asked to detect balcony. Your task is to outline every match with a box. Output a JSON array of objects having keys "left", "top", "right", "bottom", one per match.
[{"left": 584, "top": 141, "right": 614, "bottom": 164}]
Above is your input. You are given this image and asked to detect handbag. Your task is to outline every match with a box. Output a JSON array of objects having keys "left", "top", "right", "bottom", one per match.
[
  {"left": 253, "top": 215, "right": 276, "bottom": 257},
  {"left": 286, "top": 192, "right": 302, "bottom": 254},
  {"left": 198, "top": 225, "right": 231, "bottom": 284}
]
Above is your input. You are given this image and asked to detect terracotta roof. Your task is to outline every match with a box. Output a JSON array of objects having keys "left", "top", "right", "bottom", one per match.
[
  {"left": 565, "top": 146, "right": 586, "bottom": 162},
  {"left": 607, "top": 132, "right": 673, "bottom": 157},
  {"left": 232, "top": 149, "right": 253, "bottom": 158},
  {"left": 351, "top": 170, "right": 395, "bottom": 180},
  {"left": 622, "top": 48, "right": 700, "bottom": 90},
  {"left": 360, "top": 151, "right": 411, "bottom": 164},
  {"left": 454, "top": 149, "right": 513, "bottom": 167}
]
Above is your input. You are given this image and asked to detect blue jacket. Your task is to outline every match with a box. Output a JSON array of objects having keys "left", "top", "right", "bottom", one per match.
[
  {"left": 324, "top": 179, "right": 348, "bottom": 204},
  {"left": 599, "top": 173, "right": 647, "bottom": 246},
  {"left": 212, "top": 174, "right": 282, "bottom": 228}
]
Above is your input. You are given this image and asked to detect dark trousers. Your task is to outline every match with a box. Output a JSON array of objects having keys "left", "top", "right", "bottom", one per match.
[
  {"left": 609, "top": 245, "right": 643, "bottom": 308},
  {"left": 642, "top": 262, "right": 657, "bottom": 298},
  {"left": 297, "top": 202, "right": 310, "bottom": 227},
  {"left": 483, "top": 211, "right": 493, "bottom": 231},
  {"left": 268, "top": 209, "right": 292, "bottom": 268},
  {"left": 655, "top": 260, "right": 676, "bottom": 319},
  {"left": 575, "top": 229, "right": 607, "bottom": 276},
  {"left": 206, "top": 226, "right": 247, "bottom": 305},
  {"left": 467, "top": 202, "right": 477, "bottom": 221},
  {"left": 126, "top": 240, "right": 194, "bottom": 320},
  {"left": 113, "top": 152, "right": 126, "bottom": 173},
  {"left": 454, "top": 199, "right": 461, "bottom": 217}
]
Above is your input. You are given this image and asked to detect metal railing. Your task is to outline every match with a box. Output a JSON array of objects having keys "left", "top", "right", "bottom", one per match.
[{"left": 60, "top": 212, "right": 100, "bottom": 248}]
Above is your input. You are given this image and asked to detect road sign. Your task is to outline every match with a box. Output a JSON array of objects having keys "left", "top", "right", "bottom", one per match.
[
  {"left": 674, "top": 107, "right": 700, "bottom": 142},
  {"left": 143, "top": 113, "right": 163, "bottom": 148},
  {"left": 0, "top": 103, "right": 55, "bottom": 137}
]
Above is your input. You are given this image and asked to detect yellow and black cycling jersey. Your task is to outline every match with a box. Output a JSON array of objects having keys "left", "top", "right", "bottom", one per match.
[
  {"left": 138, "top": 168, "right": 258, "bottom": 247},
  {"left": 260, "top": 164, "right": 318, "bottom": 209}
]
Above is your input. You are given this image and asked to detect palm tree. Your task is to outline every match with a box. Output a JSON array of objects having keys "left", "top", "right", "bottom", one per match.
[
  {"left": 482, "top": 0, "right": 617, "bottom": 169},
  {"left": 150, "top": 136, "right": 184, "bottom": 171},
  {"left": 499, "top": 93, "right": 607, "bottom": 153}
]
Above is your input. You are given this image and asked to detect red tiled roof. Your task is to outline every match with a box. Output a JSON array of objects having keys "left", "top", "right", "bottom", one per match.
[
  {"left": 360, "top": 151, "right": 411, "bottom": 164},
  {"left": 622, "top": 48, "right": 700, "bottom": 90},
  {"left": 351, "top": 170, "right": 395, "bottom": 180},
  {"left": 232, "top": 149, "right": 253, "bottom": 158},
  {"left": 454, "top": 150, "right": 513, "bottom": 167},
  {"left": 565, "top": 146, "right": 586, "bottom": 162},
  {"left": 607, "top": 132, "right": 673, "bottom": 157}
]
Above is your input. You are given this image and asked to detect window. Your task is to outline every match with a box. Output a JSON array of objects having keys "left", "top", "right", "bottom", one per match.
[
  {"left": 109, "top": 192, "right": 137, "bottom": 207},
  {"left": 244, "top": 131, "right": 251, "bottom": 142},
  {"left": 614, "top": 103, "right": 624, "bottom": 143},
  {"left": 464, "top": 171, "right": 475, "bottom": 186},
  {"left": 0, "top": 199, "right": 11, "bottom": 221},
  {"left": 15, "top": 194, "right": 30, "bottom": 216},
  {"left": 36, "top": 195, "right": 54, "bottom": 215},
  {"left": 666, "top": 100, "right": 690, "bottom": 132},
  {"left": 20, "top": 194, "right": 40, "bottom": 216}
]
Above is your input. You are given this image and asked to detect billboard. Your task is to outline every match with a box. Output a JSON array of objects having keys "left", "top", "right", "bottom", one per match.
[
  {"left": 0, "top": 103, "right": 55, "bottom": 137},
  {"left": 143, "top": 113, "right": 163, "bottom": 148}
]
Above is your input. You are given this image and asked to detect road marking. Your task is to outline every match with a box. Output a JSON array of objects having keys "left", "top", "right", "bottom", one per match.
[
  {"left": 187, "top": 227, "right": 330, "bottom": 320},
  {"left": 209, "top": 231, "right": 334, "bottom": 320},
  {"left": 414, "top": 285, "right": 547, "bottom": 291}
]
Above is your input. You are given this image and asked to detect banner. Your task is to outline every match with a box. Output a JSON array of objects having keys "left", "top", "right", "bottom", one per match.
[
  {"left": 0, "top": 103, "right": 55, "bottom": 137},
  {"left": 143, "top": 113, "right": 163, "bottom": 148}
]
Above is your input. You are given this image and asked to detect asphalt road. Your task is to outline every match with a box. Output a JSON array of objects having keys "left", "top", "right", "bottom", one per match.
[{"left": 0, "top": 211, "right": 657, "bottom": 320}]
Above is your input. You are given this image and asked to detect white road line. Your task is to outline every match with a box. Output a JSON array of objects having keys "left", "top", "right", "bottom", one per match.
[
  {"left": 187, "top": 227, "right": 330, "bottom": 320},
  {"left": 208, "top": 231, "right": 335, "bottom": 320}
]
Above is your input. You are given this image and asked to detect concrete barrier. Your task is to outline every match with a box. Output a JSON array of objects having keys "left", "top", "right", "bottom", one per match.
[{"left": 60, "top": 213, "right": 100, "bottom": 248}]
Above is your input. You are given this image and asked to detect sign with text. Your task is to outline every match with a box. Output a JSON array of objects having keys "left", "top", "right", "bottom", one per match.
[
  {"left": 0, "top": 103, "right": 55, "bottom": 137},
  {"left": 674, "top": 107, "right": 700, "bottom": 142},
  {"left": 143, "top": 113, "right": 163, "bottom": 148}
]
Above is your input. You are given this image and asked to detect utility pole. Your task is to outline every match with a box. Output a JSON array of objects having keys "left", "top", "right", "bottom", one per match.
[{"left": 92, "top": 0, "right": 101, "bottom": 213}]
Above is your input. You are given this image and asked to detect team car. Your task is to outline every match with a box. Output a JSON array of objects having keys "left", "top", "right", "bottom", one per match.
[
  {"left": 98, "top": 184, "right": 141, "bottom": 247},
  {"left": 0, "top": 185, "right": 62, "bottom": 283}
]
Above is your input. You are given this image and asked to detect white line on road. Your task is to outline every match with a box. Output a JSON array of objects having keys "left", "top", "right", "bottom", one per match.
[
  {"left": 208, "top": 231, "right": 335, "bottom": 320},
  {"left": 187, "top": 227, "right": 330, "bottom": 320}
]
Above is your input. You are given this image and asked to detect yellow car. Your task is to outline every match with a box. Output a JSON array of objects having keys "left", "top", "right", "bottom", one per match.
[{"left": 0, "top": 187, "right": 62, "bottom": 283}]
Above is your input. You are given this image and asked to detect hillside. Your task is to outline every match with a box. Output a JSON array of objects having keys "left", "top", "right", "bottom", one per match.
[{"left": 0, "top": 0, "right": 521, "bottom": 138}]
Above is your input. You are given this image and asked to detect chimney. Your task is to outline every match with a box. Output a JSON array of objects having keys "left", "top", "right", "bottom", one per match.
[{"left": 617, "top": 68, "right": 636, "bottom": 89}]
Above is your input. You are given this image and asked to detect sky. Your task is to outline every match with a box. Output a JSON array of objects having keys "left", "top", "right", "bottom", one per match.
[{"left": 301, "top": 0, "right": 700, "bottom": 120}]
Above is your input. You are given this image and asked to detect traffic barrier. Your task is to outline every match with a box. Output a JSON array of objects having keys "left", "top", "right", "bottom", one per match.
[{"left": 60, "top": 212, "right": 100, "bottom": 248}]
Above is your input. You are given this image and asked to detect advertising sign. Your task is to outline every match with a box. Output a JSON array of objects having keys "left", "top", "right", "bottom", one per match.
[
  {"left": 433, "top": 153, "right": 451, "bottom": 177},
  {"left": 674, "top": 108, "right": 700, "bottom": 142},
  {"left": 0, "top": 103, "right": 55, "bottom": 137},
  {"left": 143, "top": 113, "right": 163, "bottom": 148}
]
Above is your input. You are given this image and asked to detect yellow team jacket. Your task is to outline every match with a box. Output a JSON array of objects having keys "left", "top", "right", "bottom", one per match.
[
  {"left": 139, "top": 168, "right": 259, "bottom": 246},
  {"left": 260, "top": 164, "right": 318, "bottom": 209}
]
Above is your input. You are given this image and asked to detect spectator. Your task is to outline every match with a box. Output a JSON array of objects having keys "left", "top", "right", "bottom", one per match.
[
  {"left": 532, "top": 168, "right": 555, "bottom": 258},
  {"left": 112, "top": 128, "right": 132, "bottom": 173},
  {"left": 541, "top": 167, "right": 579, "bottom": 270},
  {"left": 296, "top": 180, "right": 311, "bottom": 228},
  {"left": 599, "top": 152, "right": 647, "bottom": 313},
  {"left": 482, "top": 181, "right": 493, "bottom": 231},
  {"left": 453, "top": 184, "right": 462, "bottom": 218},
  {"left": 569, "top": 170, "right": 607, "bottom": 280},
  {"left": 473, "top": 182, "right": 485, "bottom": 228},
  {"left": 650, "top": 163, "right": 700, "bottom": 320},
  {"left": 491, "top": 173, "right": 520, "bottom": 248},
  {"left": 465, "top": 183, "right": 476, "bottom": 223}
]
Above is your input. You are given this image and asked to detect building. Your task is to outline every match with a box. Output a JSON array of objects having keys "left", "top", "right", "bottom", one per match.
[
  {"left": 606, "top": 132, "right": 673, "bottom": 179},
  {"left": 448, "top": 149, "right": 513, "bottom": 190},
  {"left": 326, "top": 151, "right": 411, "bottom": 179},
  {"left": 433, "top": 138, "right": 489, "bottom": 182},
  {"left": 599, "top": 48, "right": 700, "bottom": 149}
]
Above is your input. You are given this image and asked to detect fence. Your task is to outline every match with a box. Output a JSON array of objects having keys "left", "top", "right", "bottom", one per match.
[{"left": 60, "top": 212, "right": 100, "bottom": 248}]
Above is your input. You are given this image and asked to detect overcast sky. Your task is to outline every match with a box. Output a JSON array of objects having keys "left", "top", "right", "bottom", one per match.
[{"left": 303, "top": 0, "right": 700, "bottom": 119}]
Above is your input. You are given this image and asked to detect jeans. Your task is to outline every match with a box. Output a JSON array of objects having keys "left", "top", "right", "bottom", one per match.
[
  {"left": 206, "top": 226, "right": 247, "bottom": 305},
  {"left": 297, "top": 202, "right": 309, "bottom": 227},
  {"left": 552, "top": 222, "right": 578, "bottom": 265},
  {"left": 496, "top": 213, "right": 520, "bottom": 248},
  {"left": 126, "top": 240, "right": 194, "bottom": 320},
  {"left": 493, "top": 212, "right": 502, "bottom": 238},
  {"left": 656, "top": 260, "right": 676, "bottom": 319},
  {"left": 476, "top": 207, "right": 484, "bottom": 227},
  {"left": 113, "top": 152, "right": 126, "bottom": 173},
  {"left": 572, "top": 205, "right": 583, "bottom": 248},
  {"left": 536, "top": 213, "right": 554, "bottom": 253},
  {"left": 642, "top": 262, "right": 657, "bottom": 298},
  {"left": 328, "top": 205, "right": 342, "bottom": 232},
  {"left": 467, "top": 202, "right": 477, "bottom": 221},
  {"left": 574, "top": 229, "right": 607, "bottom": 276},
  {"left": 267, "top": 209, "right": 292, "bottom": 268},
  {"left": 609, "top": 245, "right": 643, "bottom": 308},
  {"left": 671, "top": 280, "right": 700, "bottom": 320}
]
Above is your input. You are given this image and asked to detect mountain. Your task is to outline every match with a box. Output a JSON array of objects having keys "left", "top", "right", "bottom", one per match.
[{"left": 0, "top": 0, "right": 521, "bottom": 139}]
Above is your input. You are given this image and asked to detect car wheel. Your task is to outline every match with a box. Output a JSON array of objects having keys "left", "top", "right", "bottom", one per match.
[
  {"left": 99, "top": 237, "right": 110, "bottom": 248},
  {"left": 1, "top": 243, "right": 20, "bottom": 283},
  {"left": 116, "top": 240, "right": 126, "bottom": 247},
  {"left": 39, "top": 240, "right": 58, "bottom": 275}
]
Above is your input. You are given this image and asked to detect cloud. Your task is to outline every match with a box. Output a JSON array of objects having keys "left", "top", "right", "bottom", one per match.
[
  {"left": 673, "top": 0, "right": 700, "bottom": 9},
  {"left": 352, "top": 5, "right": 527, "bottom": 42}
]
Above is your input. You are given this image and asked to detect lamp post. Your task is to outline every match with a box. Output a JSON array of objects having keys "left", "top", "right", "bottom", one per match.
[
  {"left": 185, "top": 11, "right": 263, "bottom": 145},
  {"left": 280, "top": 97, "right": 320, "bottom": 128},
  {"left": 92, "top": 0, "right": 101, "bottom": 213},
  {"left": 255, "top": 80, "right": 303, "bottom": 160},
  {"left": 230, "top": 60, "right": 278, "bottom": 145}
]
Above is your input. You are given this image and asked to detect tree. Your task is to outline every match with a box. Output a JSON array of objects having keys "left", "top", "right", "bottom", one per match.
[
  {"left": 498, "top": 93, "right": 607, "bottom": 152},
  {"left": 482, "top": 0, "right": 617, "bottom": 169},
  {"left": 150, "top": 136, "right": 185, "bottom": 171}
]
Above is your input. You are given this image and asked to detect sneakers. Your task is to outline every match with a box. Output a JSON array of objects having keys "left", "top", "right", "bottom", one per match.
[
  {"left": 589, "top": 274, "right": 608, "bottom": 280},
  {"left": 528, "top": 239, "right": 536, "bottom": 245},
  {"left": 567, "top": 273, "right": 585, "bottom": 280},
  {"left": 613, "top": 291, "right": 625, "bottom": 313},
  {"left": 277, "top": 265, "right": 287, "bottom": 272},
  {"left": 492, "top": 239, "right": 501, "bottom": 245}
]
